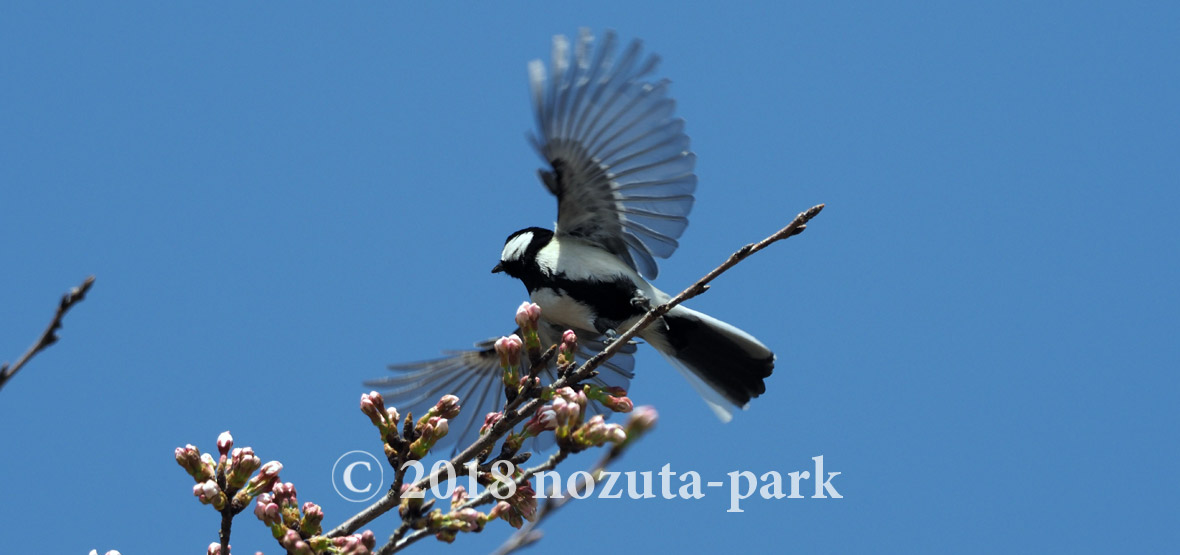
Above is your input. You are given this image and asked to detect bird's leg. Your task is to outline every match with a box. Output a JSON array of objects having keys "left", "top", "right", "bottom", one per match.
[
  {"left": 630, "top": 290, "right": 652, "bottom": 311},
  {"left": 630, "top": 291, "right": 670, "bottom": 332}
]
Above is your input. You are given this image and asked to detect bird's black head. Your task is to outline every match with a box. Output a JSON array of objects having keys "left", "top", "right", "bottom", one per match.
[{"left": 492, "top": 227, "right": 554, "bottom": 277}]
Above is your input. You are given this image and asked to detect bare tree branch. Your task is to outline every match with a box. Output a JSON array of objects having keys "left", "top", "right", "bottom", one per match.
[
  {"left": 0, "top": 275, "right": 95, "bottom": 393},
  {"left": 492, "top": 429, "right": 644, "bottom": 555},
  {"left": 329, "top": 203, "right": 824, "bottom": 544},
  {"left": 380, "top": 449, "right": 572, "bottom": 554}
]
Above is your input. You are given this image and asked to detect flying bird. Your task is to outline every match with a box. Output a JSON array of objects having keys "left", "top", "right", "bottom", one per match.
[{"left": 369, "top": 29, "right": 774, "bottom": 448}]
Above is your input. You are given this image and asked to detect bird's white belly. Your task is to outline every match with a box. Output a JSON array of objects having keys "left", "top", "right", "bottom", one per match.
[{"left": 530, "top": 287, "right": 596, "bottom": 332}]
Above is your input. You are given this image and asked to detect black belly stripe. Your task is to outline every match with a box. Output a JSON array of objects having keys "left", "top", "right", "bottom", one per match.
[{"left": 547, "top": 273, "right": 641, "bottom": 324}]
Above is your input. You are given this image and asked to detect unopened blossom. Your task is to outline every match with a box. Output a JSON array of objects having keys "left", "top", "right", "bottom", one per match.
[
  {"left": 587, "top": 385, "right": 634, "bottom": 413},
  {"left": 479, "top": 412, "right": 504, "bottom": 435},
  {"left": 410, "top": 416, "right": 449, "bottom": 457},
  {"left": 514, "top": 302, "right": 541, "bottom": 333},
  {"left": 494, "top": 334, "right": 523, "bottom": 372},
  {"left": 524, "top": 404, "right": 558, "bottom": 436},
  {"left": 360, "top": 391, "right": 389, "bottom": 427},
  {"left": 226, "top": 447, "right": 261, "bottom": 489},
  {"left": 216, "top": 431, "right": 233, "bottom": 458},
  {"left": 253, "top": 493, "right": 281, "bottom": 526},
  {"left": 623, "top": 405, "right": 659, "bottom": 444},
  {"left": 330, "top": 530, "right": 376, "bottom": 555},
  {"left": 175, "top": 444, "right": 216, "bottom": 482},
  {"left": 300, "top": 502, "right": 324, "bottom": 536},
  {"left": 193, "top": 479, "right": 226, "bottom": 510},
  {"left": 238, "top": 460, "right": 282, "bottom": 499},
  {"left": 277, "top": 529, "right": 313, "bottom": 555},
  {"left": 558, "top": 329, "right": 578, "bottom": 367}
]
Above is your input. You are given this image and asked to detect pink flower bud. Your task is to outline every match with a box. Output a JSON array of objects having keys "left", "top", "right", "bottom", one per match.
[
  {"left": 272, "top": 481, "right": 297, "bottom": 505},
  {"left": 194, "top": 480, "right": 226, "bottom": 509},
  {"left": 216, "top": 431, "right": 233, "bottom": 457},
  {"left": 627, "top": 405, "right": 659, "bottom": 434},
  {"left": 556, "top": 386, "right": 585, "bottom": 408},
  {"left": 241, "top": 461, "right": 283, "bottom": 497},
  {"left": 194, "top": 480, "right": 219, "bottom": 500},
  {"left": 525, "top": 404, "right": 558, "bottom": 435},
  {"left": 433, "top": 394, "right": 461, "bottom": 419},
  {"left": 480, "top": 412, "right": 504, "bottom": 435},
  {"left": 494, "top": 335, "right": 523, "bottom": 368},
  {"left": 259, "top": 460, "right": 283, "bottom": 480},
  {"left": 227, "top": 447, "right": 261, "bottom": 489},
  {"left": 488, "top": 500, "right": 512, "bottom": 520},
  {"left": 300, "top": 502, "right": 324, "bottom": 536},
  {"left": 605, "top": 395, "right": 633, "bottom": 413},
  {"left": 253, "top": 493, "right": 282, "bottom": 525},
  {"left": 451, "top": 485, "right": 468, "bottom": 504},
  {"left": 175, "top": 444, "right": 216, "bottom": 482},
  {"left": 514, "top": 302, "right": 542, "bottom": 330},
  {"left": 278, "top": 529, "right": 313, "bottom": 555},
  {"left": 360, "top": 391, "right": 387, "bottom": 427}
]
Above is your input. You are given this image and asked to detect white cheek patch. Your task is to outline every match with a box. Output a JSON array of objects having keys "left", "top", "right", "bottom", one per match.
[{"left": 502, "top": 232, "right": 533, "bottom": 262}]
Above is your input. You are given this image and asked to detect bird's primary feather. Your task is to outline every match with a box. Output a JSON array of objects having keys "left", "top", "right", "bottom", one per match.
[{"left": 529, "top": 29, "right": 696, "bottom": 280}]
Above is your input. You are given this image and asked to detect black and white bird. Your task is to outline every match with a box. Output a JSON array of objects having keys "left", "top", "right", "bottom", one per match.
[{"left": 369, "top": 29, "right": 774, "bottom": 447}]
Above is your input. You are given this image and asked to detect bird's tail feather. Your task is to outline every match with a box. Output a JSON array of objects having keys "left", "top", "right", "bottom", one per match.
[{"left": 643, "top": 305, "right": 775, "bottom": 421}]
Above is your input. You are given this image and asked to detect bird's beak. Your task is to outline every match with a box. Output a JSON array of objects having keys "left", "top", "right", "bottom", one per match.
[{"left": 491, "top": 262, "right": 504, "bottom": 274}]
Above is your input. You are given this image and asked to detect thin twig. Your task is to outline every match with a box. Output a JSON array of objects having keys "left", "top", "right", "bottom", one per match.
[
  {"left": 492, "top": 422, "right": 647, "bottom": 555},
  {"left": 219, "top": 508, "right": 233, "bottom": 555},
  {"left": 0, "top": 276, "right": 96, "bottom": 393},
  {"left": 386, "top": 449, "right": 573, "bottom": 553},
  {"left": 577, "top": 203, "right": 824, "bottom": 381},
  {"left": 329, "top": 203, "right": 824, "bottom": 542}
]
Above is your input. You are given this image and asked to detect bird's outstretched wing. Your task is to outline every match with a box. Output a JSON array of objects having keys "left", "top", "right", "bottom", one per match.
[
  {"left": 367, "top": 324, "right": 636, "bottom": 452},
  {"left": 529, "top": 29, "right": 696, "bottom": 279}
]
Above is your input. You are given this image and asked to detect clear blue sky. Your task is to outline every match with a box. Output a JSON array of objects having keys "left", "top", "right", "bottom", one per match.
[{"left": 2, "top": 2, "right": 1176, "bottom": 553}]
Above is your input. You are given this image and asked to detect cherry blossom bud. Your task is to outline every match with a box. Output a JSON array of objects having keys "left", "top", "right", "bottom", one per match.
[
  {"left": 432, "top": 394, "right": 461, "bottom": 419},
  {"left": 494, "top": 335, "right": 523, "bottom": 369},
  {"left": 175, "top": 444, "right": 216, "bottom": 482},
  {"left": 193, "top": 479, "right": 226, "bottom": 510},
  {"left": 487, "top": 501, "right": 512, "bottom": 520},
  {"left": 410, "top": 417, "right": 449, "bottom": 457},
  {"left": 360, "top": 391, "right": 387, "bottom": 427},
  {"left": 514, "top": 302, "right": 541, "bottom": 331},
  {"left": 451, "top": 485, "right": 469, "bottom": 505},
  {"left": 239, "top": 460, "right": 282, "bottom": 499},
  {"left": 558, "top": 329, "right": 578, "bottom": 367},
  {"left": 226, "top": 447, "right": 261, "bottom": 489},
  {"left": 278, "top": 529, "right": 313, "bottom": 555},
  {"left": 624, "top": 405, "right": 659, "bottom": 444},
  {"left": 253, "top": 493, "right": 281, "bottom": 526},
  {"left": 525, "top": 404, "right": 558, "bottom": 436},
  {"left": 216, "top": 431, "right": 233, "bottom": 458},
  {"left": 480, "top": 412, "right": 504, "bottom": 435},
  {"left": 300, "top": 502, "right": 324, "bottom": 536}
]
